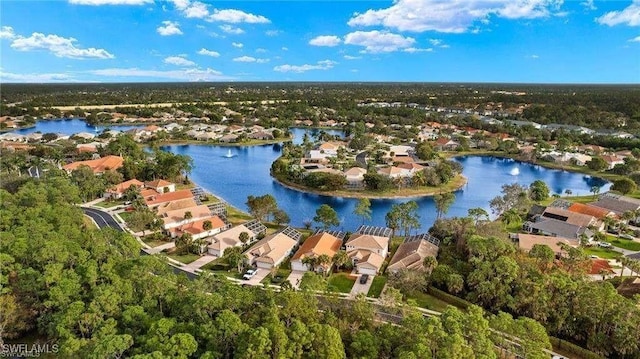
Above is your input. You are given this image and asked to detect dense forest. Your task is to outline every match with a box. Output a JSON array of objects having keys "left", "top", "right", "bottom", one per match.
[
  {"left": 2, "top": 83, "right": 639, "bottom": 131},
  {"left": 1, "top": 176, "right": 557, "bottom": 358}
]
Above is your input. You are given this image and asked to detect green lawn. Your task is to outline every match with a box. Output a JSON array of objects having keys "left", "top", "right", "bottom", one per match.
[
  {"left": 262, "top": 268, "right": 292, "bottom": 285},
  {"left": 118, "top": 211, "right": 133, "bottom": 222},
  {"left": 168, "top": 253, "right": 201, "bottom": 264},
  {"left": 367, "top": 276, "right": 387, "bottom": 298},
  {"left": 327, "top": 273, "right": 356, "bottom": 293},
  {"left": 606, "top": 237, "right": 640, "bottom": 251},
  {"left": 406, "top": 291, "right": 451, "bottom": 312},
  {"left": 94, "top": 199, "right": 125, "bottom": 208},
  {"left": 583, "top": 247, "right": 623, "bottom": 259}
]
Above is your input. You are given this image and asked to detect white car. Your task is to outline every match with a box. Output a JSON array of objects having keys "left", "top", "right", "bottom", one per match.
[
  {"left": 619, "top": 234, "right": 635, "bottom": 240},
  {"left": 597, "top": 242, "right": 612, "bottom": 249},
  {"left": 242, "top": 269, "right": 257, "bottom": 280}
]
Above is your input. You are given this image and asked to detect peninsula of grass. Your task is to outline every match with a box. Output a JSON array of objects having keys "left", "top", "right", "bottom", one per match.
[{"left": 272, "top": 173, "right": 467, "bottom": 199}]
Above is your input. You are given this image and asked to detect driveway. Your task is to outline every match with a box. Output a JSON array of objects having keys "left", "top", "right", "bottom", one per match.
[
  {"left": 243, "top": 268, "right": 270, "bottom": 286},
  {"left": 82, "top": 207, "right": 123, "bottom": 231},
  {"left": 350, "top": 274, "right": 374, "bottom": 297},
  {"left": 183, "top": 255, "right": 217, "bottom": 271},
  {"left": 287, "top": 271, "right": 306, "bottom": 289}
]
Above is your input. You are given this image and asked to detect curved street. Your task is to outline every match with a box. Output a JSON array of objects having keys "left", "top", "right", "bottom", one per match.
[{"left": 82, "top": 207, "right": 123, "bottom": 231}]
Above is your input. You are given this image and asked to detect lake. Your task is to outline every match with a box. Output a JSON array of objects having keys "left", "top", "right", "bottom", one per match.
[
  {"left": 162, "top": 128, "right": 611, "bottom": 232},
  {"left": 12, "top": 119, "right": 143, "bottom": 135}
]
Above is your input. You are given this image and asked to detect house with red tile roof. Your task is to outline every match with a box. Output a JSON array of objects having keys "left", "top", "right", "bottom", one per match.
[
  {"left": 144, "top": 189, "right": 194, "bottom": 209},
  {"left": 290, "top": 232, "right": 342, "bottom": 273},
  {"left": 62, "top": 155, "right": 124, "bottom": 174},
  {"left": 105, "top": 179, "right": 144, "bottom": 199},
  {"left": 170, "top": 215, "right": 229, "bottom": 241},
  {"left": 145, "top": 179, "right": 175, "bottom": 193}
]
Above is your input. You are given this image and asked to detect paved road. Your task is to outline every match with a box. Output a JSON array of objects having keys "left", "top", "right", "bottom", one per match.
[
  {"left": 82, "top": 207, "right": 123, "bottom": 231},
  {"left": 355, "top": 151, "right": 368, "bottom": 167},
  {"left": 350, "top": 274, "right": 374, "bottom": 297}
]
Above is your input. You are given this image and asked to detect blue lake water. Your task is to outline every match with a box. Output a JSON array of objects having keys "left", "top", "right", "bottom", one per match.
[
  {"left": 12, "top": 119, "right": 143, "bottom": 135},
  {"left": 13, "top": 121, "right": 610, "bottom": 232},
  {"left": 162, "top": 128, "right": 611, "bottom": 232}
]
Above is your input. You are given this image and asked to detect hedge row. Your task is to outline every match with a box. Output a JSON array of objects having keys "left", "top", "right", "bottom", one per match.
[{"left": 427, "top": 286, "right": 472, "bottom": 310}]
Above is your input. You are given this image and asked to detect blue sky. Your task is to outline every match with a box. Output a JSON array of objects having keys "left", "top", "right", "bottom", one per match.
[{"left": 0, "top": 0, "right": 639, "bottom": 83}]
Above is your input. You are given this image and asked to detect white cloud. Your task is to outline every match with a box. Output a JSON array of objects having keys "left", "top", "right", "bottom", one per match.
[
  {"left": 273, "top": 60, "right": 337, "bottom": 73},
  {"left": 309, "top": 35, "right": 342, "bottom": 47},
  {"left": 164, "top": 55, "right": 196, "bottom": 67},
  {"left": 69, "top": 0, "right": 152, "bottom": 4},
  {"left": 348, "top": 0, "right": 564, "bottom": 33},
  {"left": 232, "top": 42, "right": 244, "bottom": 48},
  {"left": 0, "top": 26, "right": 15, "bottom": 39},
  {"left": 429, "top": 39, "right": 442, "bottom": 46},
  {"left": 169, "top": 0, "right": 190, "bottom": 10},
  {"left": 10, "top": 32, "right": 114, "bottom": 59},
  {"left": 197, "top": 48, "right": 220, "bottom": 57},
  {"left": 403, "top": 47, "right": 433, "bottom": 53},
  {"left": 157, "top": 21, "right": 183, "bottom": 36},
  {"left": 233, "top": 56, "right": 269, "bottom": 63},
  {"left": 344, "top": 55, "right": 362, "bottom": 60},
  {"left": 580, "top": 0, "right": 596, "bottom": 10},
  {"left": 529, "top": 54, "right": 540, "bottom": 59},
  {"left": 0, "top": 70, "right": 73, "bottom": 82},
  {"left": 629, "top": 35, "right": 640, "bottom": 42},
  {"left": 209, "top": 9, "right": 270, "bottom": 23},
  {"left": 597, "top": 0, "right": 640, "bottom": 26},
  {"left": 89, "top": 67, "right": 230, "bottom": 81},
  {"left": 256, "top": 48, "right": 267, "bottom": 53},
  {"left": 265, "top": 30, "right": 281, "bottom": 36},
  {"left": 344, "top": 30, "right": 415, "bottom": 53},
  {"left": 183, "top": 1, "right": 209, "bottom": 18},
  {"left": 219, "top": 24, "right": 244, "bottom": 34},
  {"left": 281, "top": 47, "right": 288, "bottom": 51}
]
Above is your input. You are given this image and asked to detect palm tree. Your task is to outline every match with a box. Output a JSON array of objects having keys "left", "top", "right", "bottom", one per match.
[
  {"left": 202, "top": 220, "right": 212, "bottom": 231},
  {"left": 591, "top": 185, "right": 600, "bottom": 200},
  {"left": 239, "top": 231, "right": 250, "bottom": 245},
  {"left": 501, "top": 209, "right": 522, "bottom": 226},
  {"left": 316, "top": 254, "right": 332, "bottom": 275},
  {"left": 332, "top": 250, "right": 349, "bottom": 271},
  {"left": 302, "top": 256, "right": 319, "bottom": 272},
  {"left": 183, "top": 211, "right": 193, "bottom": 221}
]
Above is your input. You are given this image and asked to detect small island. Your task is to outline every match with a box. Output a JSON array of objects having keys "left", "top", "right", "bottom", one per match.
[{"left": 270, "top": 123, "right": 466, "bottom": 198}]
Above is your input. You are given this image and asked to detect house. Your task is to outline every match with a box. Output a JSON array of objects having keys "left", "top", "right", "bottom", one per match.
[
  {"left": 601, "top": 155, "right": 625, "bottom": 170},
  {"left": 195, "top": 132, "right": 219, "bottom": 141},
  {"left": 540, "top": 207, "right": 602, "bottom": 230},
  {"left": 567, "top": 203, "right": 614, "bottom": 220},
  {"left": 73, "top": 132, "right": 96, "bottom": 140},
  {"left": 290, "top": 231, "right": 343, "bottom": 273},
  {"left": 387, "top": 234, "right": 439, "bottom": 273},
  {"left": 62, "top": 155, "right": 124, "bottom": 174},
  {"left": 170, "top": 215, "right": 228, "bottom": 241},
  {"left": 0, "top": 133, "right": 27, "bottom": 142},
  {"left": 523, "top": 219, "right": 592, "bottom": 242},
  {"left": 346, "top": 226, "right": 392, "bottom": 275},
  {"left": 433, "top": 137, "right": 460, "bottom": 151},
  {"left": 144, "top": 189, "right": 194, "bottom": 209},
  {"left": 145, "top": 179, "right": 176, "bottom": 194},
  {"left": 105, "top": 179, "right": 144, "bottom": 199},
  {"left": 244, "top": 227, "right": 301, "bottom": 269},
  {"left": 219, "top": 134, "right": 238, "bottom": 143},
  {"left": 590, "top": 194, "right": 640, "bottom": 216},
  {"left": 248, "top": 131, "right": 274, "bottom": 140},
  {"left": 155, "top": 198, "right": 198, "bottom": 216},
  {"left": 344, "top": 167, "right": 367, "bottom": 186},
  {"left": 515, "top": 233, "right": 576, "bottom": 256},
  {"left": 317, "top": 142, "right": 346, "bottom": 156},
  {"left": 207, "top": 220, "right": 267, "bottom": 257},
  {"left": 377, "top": 166, "right": 405, "bottom": 179},
  {"left": 161, "top": 205, "right": 212, "bottom": 230}
]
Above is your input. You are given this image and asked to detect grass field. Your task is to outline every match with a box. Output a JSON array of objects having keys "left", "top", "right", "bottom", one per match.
[
  {"left": 604, "top": 236, "right": 640, "bottom": 251},
  {"left": 584, "top": 247, "right": 623, "bottom": 259},
  {"left": 406, "top": 291, "right": 451, "bottom": 312},
  {"left": 327, "top": 273, "right": 356, "bottom": 293},
  {"left": 94, "top": 200, "right": 125, "bottom": 208},
  {"left": 168, "top": 253, "right": 201, "bottom": 264},
  {"left": 367, "top": 276, "right": 387, "bottom": 298}
]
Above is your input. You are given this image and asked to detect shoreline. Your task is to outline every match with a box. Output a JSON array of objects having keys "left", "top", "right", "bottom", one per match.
[
  {"left": 444, "top": 151, "right": 616, "bottom": 183},
  {"left": 155, "top": 138, "right": 291, "bottom": 147},
  {"left": 271, "top": 173, "right": 468, "bottom": 199}
]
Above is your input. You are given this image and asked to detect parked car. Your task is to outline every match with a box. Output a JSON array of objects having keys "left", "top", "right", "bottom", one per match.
[
  {"left": 359, "top": 274, "right": 369, "bottom": 284},
  {"left": 598, "top": 242, "right": 612, "bottom": 248},
  {"left": 242, "top": 269, "right": 257, "bottom": 280},
  {"left": 619, "top": 233, "right": 635, "bottom": 240}
]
